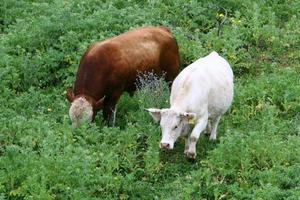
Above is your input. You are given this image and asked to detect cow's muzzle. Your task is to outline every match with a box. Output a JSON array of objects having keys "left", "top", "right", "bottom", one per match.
[{"left": 160, "top": 142, "right": 171, "bottom": 150}]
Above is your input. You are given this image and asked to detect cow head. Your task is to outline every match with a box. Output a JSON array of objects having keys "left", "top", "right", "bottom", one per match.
[
  {"left": 66, "top": 89, "right": 105, "bottom": 127},
  {"left": 146, "top": 108, "right": 196, "bottom": 150}
]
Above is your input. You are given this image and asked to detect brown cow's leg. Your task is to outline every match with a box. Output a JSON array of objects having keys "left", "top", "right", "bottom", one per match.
[
  {"left": 102, "top": 91, "right": 122, "bottom": 126},
  {"left": 164, "top": 69, "right": 178, "bottom": 89},
  {"left": 103, "top": 106, "right": 116, "bottom": 126},
  {"left": 103, "top": 102, "right": 113, "bottom": 125}
]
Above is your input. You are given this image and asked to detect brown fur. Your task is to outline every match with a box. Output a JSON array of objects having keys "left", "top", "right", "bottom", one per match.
[{"left": 67, "top": 26, "right": 180, "bottom": 123}]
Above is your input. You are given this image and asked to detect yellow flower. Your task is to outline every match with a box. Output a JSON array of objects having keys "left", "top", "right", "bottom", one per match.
[{"left": 47, "top": 108, "right": 52, "bottom": 112}]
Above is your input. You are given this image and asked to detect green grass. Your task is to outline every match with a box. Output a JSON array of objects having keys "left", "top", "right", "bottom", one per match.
[{"left": 0, "top": 0, "right": 300, "bottom": 199}]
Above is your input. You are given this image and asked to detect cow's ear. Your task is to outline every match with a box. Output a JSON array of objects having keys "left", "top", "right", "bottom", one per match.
[
  {"left": 95, "top": 96, "right": 105, "bottom": 110},
  {"left": 145, "top": 108, "right": 162, "bottom": 122},
  {"left": 180, "top": 112, "right": 197, "bottom": 124},
  {"left": 66, "top": 88, "right": 75, "bottom": 103}
]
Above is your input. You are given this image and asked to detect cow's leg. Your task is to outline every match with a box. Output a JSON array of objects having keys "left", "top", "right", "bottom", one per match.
[
  {"left": 103, "top": 91, "right": 122, "bottom": 126},
  {"left": 205, "top": 119, "right": 211, "bottom": 136},
  {"left": 103, "top": 102, "right": 113, "bottom": 125},
  {"left": 184, "top": 137, "right": 190, "bottom": 154},
  {"left": 185, "top": 113, "right": 208, "bottom": 159},
  {"left": 209, "top": 115, "right": 221, "bottom": 141},
  {"left": 164, "top": 70, "right": 178, "bottom": 89},
  {"left": 182, "top": 125, "right": 191, "bottom": 154},
  {"left": 103, "top": 103, "right": 118, "bottom": 126}
]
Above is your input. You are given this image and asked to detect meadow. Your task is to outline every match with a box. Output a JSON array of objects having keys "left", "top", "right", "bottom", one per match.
[{"left": 0, "top": 0, "right": 300, "bottom": 199}]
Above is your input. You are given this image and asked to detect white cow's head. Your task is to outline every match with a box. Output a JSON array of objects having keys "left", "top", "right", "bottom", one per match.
[{"left": 146, "top": 108, "right": 196, "bottom": 150}]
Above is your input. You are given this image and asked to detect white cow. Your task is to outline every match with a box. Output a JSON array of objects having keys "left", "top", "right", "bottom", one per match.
[{"left": 146, "top": 51, "right": 234, "bottom": 159}]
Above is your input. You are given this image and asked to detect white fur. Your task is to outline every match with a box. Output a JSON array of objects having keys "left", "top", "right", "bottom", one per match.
[
  {"left": 69, "top": 97, "right": 93, "bottom": 128},
  {"left": 147, "top": 51, "right": 234, "bottom": 159}
]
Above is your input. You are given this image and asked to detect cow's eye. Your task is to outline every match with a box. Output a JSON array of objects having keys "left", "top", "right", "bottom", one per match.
[{"left": 173, "top": 125, "right": 178, "bottom": 130}]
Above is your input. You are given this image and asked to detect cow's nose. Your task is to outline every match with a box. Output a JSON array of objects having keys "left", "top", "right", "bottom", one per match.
[{"left": 160, "top": 143, "right": 170, "bottom": 149}]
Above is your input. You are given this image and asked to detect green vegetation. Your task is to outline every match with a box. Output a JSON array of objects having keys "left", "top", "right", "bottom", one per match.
[{"left": 1, "top": 0, "right": 299, "bottom": 199}]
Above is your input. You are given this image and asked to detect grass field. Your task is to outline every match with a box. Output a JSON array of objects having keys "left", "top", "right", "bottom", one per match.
[{"left": 0, "top": 0, "right": 300, "bottom": 199}]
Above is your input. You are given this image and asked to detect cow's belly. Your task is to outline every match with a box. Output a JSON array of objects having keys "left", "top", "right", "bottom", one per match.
[{"left": 207, "top": 85, "right": 233, "bottom": 118}]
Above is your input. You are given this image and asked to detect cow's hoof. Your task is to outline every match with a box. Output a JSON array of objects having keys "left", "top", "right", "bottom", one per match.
[
  {"left": 209, "top": 136, "right": 217, "bottom": 141},
  {"left": 185, "top": 151, "right": 196, "bottom": 160}
]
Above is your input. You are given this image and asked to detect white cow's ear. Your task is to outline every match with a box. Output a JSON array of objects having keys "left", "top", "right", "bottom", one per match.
[
  {"left": 180, "top": 112, "right": 197, "bottom": 124},
  {"left": 145, "top": 108, "right": 162, "bottom": 122}
]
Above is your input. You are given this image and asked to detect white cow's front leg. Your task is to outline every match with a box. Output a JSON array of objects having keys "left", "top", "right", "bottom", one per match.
[
  {"left": 182, "top": 124, "right": 191, "bottom": 154},
  {"left": 184, "top": 137, "right": 190, "bottom": 154},
  {"left": 185, "top": 115, "right": 208, "bottom": 159}
]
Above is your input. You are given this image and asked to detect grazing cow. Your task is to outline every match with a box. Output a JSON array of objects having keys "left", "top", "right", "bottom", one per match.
[
  {"left": 146, "top": 51, "right": 233, "bottom": 159},
  {"left": 66, "top": 26, "right": 180, "bottom": 127}
]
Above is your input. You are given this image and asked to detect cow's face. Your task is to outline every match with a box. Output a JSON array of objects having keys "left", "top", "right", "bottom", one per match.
[
  {"left": 66, "top": 89, "right": 105, "bottom": 128},
  {"left": 69, "top": 97, "right": 93, "bottom": 128},
  {"left": 146, "top": 108, "right": 196, "bottom": 150}
]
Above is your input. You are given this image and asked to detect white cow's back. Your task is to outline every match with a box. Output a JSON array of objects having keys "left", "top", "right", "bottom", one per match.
[{"left": 170, "top": 51, "right": 233, "bottom": 118}]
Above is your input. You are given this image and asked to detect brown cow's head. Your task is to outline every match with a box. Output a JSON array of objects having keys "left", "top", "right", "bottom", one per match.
[{"left": 66, "top": 89, "right": 105, "bottom": 128}]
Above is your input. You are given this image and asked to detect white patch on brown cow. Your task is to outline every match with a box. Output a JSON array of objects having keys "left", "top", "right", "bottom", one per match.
[{"left": 69, "top": 97, "right": 93, "bottom": 128}]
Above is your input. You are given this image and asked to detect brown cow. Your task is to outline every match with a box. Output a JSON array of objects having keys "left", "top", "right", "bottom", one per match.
[{"left": 66, "top": 26, "right": 180, "bottom": 127}]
